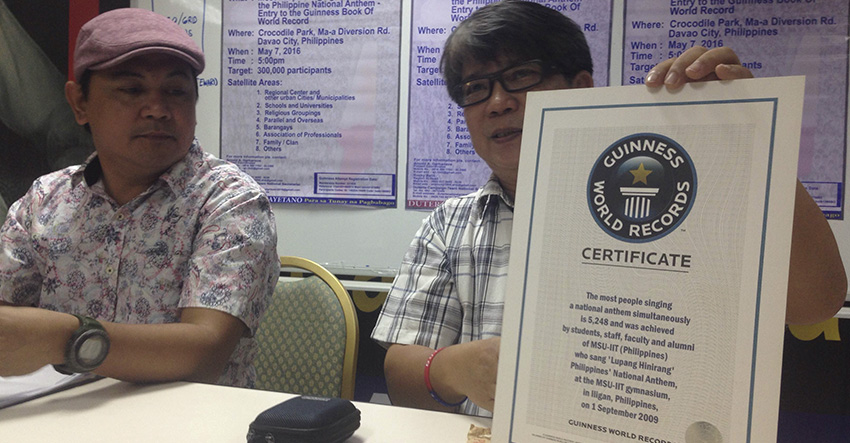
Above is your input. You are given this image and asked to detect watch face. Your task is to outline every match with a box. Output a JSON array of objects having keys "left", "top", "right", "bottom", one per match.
[{"left": 78, "top": 333, "right": 109, "bottom": 366}]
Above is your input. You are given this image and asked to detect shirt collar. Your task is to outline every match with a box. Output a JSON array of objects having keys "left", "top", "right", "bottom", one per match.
[
  {"left": 475, "top": 175, "right": 515, "bottom": 214},
  {"left": 73, "top": 139, "right": 204, "bottom": 196}
]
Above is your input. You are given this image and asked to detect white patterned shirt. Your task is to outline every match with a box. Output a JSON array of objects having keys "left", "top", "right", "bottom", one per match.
[
  {"left": 0, "top": 141, "right": 279, "bottom": 388},
  {"left": 372, "top": 177, "right": 514, "bottom": 416}
]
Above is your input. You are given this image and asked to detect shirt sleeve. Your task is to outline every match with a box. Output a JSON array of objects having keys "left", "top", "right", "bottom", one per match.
[
  {"left": 0, "top": 184, "right": 44, "bottom": 306},
  {"left": 179, "top": 172, "right": 279, "bottom": 336},
  {"left": 371, "top": 208, "right": 463, "bottom": 349}
]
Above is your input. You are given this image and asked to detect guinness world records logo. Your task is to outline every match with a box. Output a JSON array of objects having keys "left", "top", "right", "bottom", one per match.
[{"left": 587, "top": 133, "right": 697, "bottom": 243}]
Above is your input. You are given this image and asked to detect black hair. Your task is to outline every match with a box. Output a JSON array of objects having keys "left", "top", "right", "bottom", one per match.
[
  {"left": 440, "top": 0, "right": 593, "bottom": 104},
  {"left": 79, "top": 70, "right": 93, "bottom": 99},
  {"left": 78, "top": 70, "right": 93, "bottom": 134}
]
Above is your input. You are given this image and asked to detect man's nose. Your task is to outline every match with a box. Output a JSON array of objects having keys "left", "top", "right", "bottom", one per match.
[
  {"left": 485, "top": 80, "right": 519, "bottom": 115},
  {"left": 141, "top": 92, "right": 171, "bottom": 119}
]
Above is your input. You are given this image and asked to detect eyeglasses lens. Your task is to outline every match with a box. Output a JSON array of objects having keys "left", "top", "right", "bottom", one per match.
[{"left": 459, "top": 62, "right": 545, "bottom": 107}]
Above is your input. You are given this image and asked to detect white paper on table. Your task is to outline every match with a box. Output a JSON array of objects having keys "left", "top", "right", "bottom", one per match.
[
  {"left": 493, "top": 77, "right": 804, "bottom": 443},
  {"left": 0, "top": 365, "right": 99, "bottom": 409}
]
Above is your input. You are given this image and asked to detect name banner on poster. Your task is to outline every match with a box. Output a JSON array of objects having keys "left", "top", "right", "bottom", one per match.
[
  {"left": 493, "top": 77, "right": 804, "bottom": 443},
  {"left": 221, "top": 1, "right": 401, "bottom": 207}
]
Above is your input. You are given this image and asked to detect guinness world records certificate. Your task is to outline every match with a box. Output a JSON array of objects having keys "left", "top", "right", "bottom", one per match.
[{"left": 493, "top": 78, "right": 805, "bottom": 443}]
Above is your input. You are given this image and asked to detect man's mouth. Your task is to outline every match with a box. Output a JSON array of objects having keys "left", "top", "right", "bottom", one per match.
[
  {"left": 135, "top": 130, "right": 174, "bottom": 140},
  {"left": 491, "top": 128, "right": 522, "bottom": 139}
]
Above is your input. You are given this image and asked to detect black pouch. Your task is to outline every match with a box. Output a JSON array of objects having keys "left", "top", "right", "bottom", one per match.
[{"left": 247, "top": 396, "right": 361, "bottom": 443}]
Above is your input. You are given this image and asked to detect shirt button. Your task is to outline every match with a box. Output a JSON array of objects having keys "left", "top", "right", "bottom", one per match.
[
  {"left": 116, "top": 214, "right": 125, "bottom": 221},
  {"left": 105, "top": 267, "right": 114, "bottom": 275}
]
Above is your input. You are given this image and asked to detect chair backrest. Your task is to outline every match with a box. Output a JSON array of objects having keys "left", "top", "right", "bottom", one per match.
[{"left": 254, "top": 256, "right": 359, "bottom": 399}]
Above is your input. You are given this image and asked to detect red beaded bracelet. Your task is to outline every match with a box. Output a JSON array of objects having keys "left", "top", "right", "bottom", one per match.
[{"left": 424, "top": 347, "right": 467, "bottom": 408}]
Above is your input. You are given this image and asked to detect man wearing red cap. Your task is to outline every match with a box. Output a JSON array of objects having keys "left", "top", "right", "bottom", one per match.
[{"left": 0, "top": 9, "right": 278, "bottom": 388}]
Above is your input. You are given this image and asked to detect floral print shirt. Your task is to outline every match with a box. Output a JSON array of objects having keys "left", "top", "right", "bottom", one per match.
[{"left": 0, "top": 141, "right": 279, "bottom": 388}]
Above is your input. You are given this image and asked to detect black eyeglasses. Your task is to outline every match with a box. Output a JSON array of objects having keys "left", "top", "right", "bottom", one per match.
[{"left": 453, "top": 60, "right": 554, "bottom": 108}]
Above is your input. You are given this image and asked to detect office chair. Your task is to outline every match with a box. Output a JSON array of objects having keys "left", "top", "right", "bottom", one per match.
[{"left": 254, "top": 256, "right": 359, "bottom": 399}]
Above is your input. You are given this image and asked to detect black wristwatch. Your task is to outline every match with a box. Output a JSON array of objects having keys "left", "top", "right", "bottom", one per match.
[{"left": 54, "top": 314, "right": 110, "bottom": 375}]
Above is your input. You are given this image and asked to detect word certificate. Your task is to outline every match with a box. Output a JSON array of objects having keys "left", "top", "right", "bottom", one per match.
[{"left": 493, "top": 77, "right": 805, "bottom": 443}]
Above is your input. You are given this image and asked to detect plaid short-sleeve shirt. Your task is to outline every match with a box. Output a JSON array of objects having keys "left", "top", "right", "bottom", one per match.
[
  {"left": 0, "top": 141, "right": 279, "bottom": 388},
  {"left": 372, "top": 177, "right": 514, "bottom": 416}
]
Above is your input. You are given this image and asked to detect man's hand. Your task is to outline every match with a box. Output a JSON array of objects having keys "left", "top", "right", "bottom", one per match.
[
  {"left": 645, "top": 46, "right": 847, "bottom": 324},
  {"left": 433, "top": 338, "right": 500, "bottom": 412},
  {"left": 0, "top": 306, "right": 77, "bottom": 376},
  {"left": 383, "top": 338, "right": 502, "bottom": 413},
  {"left": 646, "top": 46, "right": 753, "bottom": 89}
]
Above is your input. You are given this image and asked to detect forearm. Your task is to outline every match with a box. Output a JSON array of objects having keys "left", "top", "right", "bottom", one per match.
[
  {"left": 0, "top": 306, "right": 78, "bottom": 375},
  {"left": 95, "top": 311, "right": 244, "bottom": 383},
  {"left": 0, "top": 305, "right": 244, "bottom": 383},
  {"left": 384, "top": 344, "right": 461, "bottom": 412},
  {"left": 786, "top": 181, "right": 847, "bottom": 324},
  {"left": 384, "top": 339, "right": 499, "bottom": 413}
]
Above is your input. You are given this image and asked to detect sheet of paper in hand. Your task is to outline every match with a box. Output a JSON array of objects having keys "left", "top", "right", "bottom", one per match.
[
  {"left": 0, "top": 365, "right": 99, "bottom": 409},
  {"left": 493, "top": 77, "right": 805, "bottom": 443}
]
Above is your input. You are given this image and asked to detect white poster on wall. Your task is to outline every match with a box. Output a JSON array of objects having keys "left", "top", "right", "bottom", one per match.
[
  {"left": 220, "top": 1, "right": 401, "bottom": 207},
  {"left": 405, "top": 0, "right": 614, "bottom": 209},
  {"left": 623, "top": 0, "right": 849, "bottom": 219}
]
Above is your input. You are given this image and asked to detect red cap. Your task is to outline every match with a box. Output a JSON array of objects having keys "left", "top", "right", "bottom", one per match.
[{"left": 73, "top": 8, "right": 204, "bottom": 81}]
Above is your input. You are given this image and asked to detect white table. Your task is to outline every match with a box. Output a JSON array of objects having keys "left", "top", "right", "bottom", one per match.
[{"left": 0, "top": 378, "right": 492, "bottom": 442}]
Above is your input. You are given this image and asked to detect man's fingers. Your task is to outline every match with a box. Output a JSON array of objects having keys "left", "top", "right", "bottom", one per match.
[
  {"left": 715, "top": 63, "right": 754, "bottom": 80},
  {"left": 683, "top": 46, "right": 741, "bottom": 79},
  {"left": 646, "top": 46, "right": 708, "bottom": 88},
  {"left": 645, "top": 58, "right": 673, "bottom": 87},
  {"left": 647, "top": 46, "right": 753, "bottom": 89}
]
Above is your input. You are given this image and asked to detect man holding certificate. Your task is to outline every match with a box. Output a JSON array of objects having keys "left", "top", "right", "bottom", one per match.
[{"left": 371, "top": 0, "right": 846, "bottom": 419}]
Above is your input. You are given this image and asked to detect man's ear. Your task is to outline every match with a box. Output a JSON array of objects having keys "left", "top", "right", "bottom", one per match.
[
  {"left": 64, "top": 81, "right": 89, "bottom": 126},
  {"left": 570, "top": 70, "right": 594, "bottom": 89}
]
